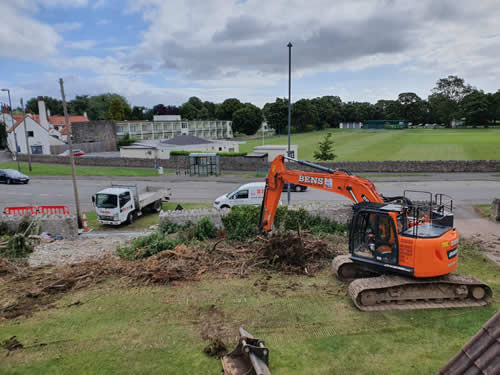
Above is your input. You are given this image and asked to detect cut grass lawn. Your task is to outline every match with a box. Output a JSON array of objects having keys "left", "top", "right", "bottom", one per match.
[
  {"left": 0, "top": 243, "right": 498, "bottom": 374},
  {"left": 0, "top": 162, "right": 169, "bottom": 177},
  {"left": 86, "top": 202, "right": 213, "bottom": 231},
  {"left": 239, "top": 128, "right": 500, "bottom": 161}
]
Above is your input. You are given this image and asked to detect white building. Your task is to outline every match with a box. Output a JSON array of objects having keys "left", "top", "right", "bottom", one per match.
[
  {"left": 252, "top": 144, "right": 298, "bottom": 162},
  {"left": 1, "top": 98, "right": 88, "bottom": 155},
  {"left": 120, "top": 135, "right": 240, "bottom": 160},
  {"left": 115, "top": 118, "right": 233, "bottom": 141}
]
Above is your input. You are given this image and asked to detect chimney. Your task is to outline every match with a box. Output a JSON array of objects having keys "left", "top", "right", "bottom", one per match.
[
  {"left": 83, "top": 111, "right": 88, "bottom": 119},
  {"left": 37, "top": 96, "right": 50, "bottom": 130}
]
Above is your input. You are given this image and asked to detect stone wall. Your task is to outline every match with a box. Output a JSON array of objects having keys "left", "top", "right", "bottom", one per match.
[
  {"left": 50, "top": 141, "right": 117, "bottom": 155},
  {"left": 492, "top": 199, "right": 500, "bottom": 221},
  {"left": 0, "top": 215, "right": 78, "bottom": 240},
  {"left": 158, "top": 202, "right": 352, "bottom": 228},
  {"left": 16, "top": 153, "right": 500, "bottom": 173},
  {"left": 72, "top": 120, "right": 118, "bottom": 151}
]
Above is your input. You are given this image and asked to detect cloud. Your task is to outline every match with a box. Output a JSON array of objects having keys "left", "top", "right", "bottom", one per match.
[
  {"left": 92, "top": 0, "right": 107, "bottom": 9},
  {"left": 128, "top": 0, "right": 500, "bottom": 87},
  {"left": 54, "top": 22, "right": 82, "bottom": 32},
  {"left": 97, "top": 19, "right": 111, "bottom": 25},
  {"left": 0, "top": 2, "right": 62, "bottom": 59},
  {"left": 66, "top": 40, "right": 97, "bottom": 50}
]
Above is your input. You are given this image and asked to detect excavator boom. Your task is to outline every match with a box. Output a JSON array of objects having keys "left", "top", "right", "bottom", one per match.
[{"left": 260, "top": 155, "right": 384, "bottom": 231}]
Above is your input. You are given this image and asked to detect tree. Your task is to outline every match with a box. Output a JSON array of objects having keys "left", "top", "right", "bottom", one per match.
[
  {"left": 85, "top": 93, "right": 130, "bottom": 120},
  {"left": 398, "top": 92, "right": 425, "bottom": 123},
  {"left": 292, "top": 99, "right": 319, "bottom": 132},
  {"left": 263, "top": 98, "right": 288, "bottom": 135},
  {"left": 216, "top": 98, "right": 244, "bottom": 120},
  {"left": 0, "top": 121, "right": 7, "bottom": 149},
  {"left": 25, "top": 96, "right": 63, "bottom": 115},
  {"left": 179, "top": 102, "right": 199, "bottom": 120},
  {"left": 461, "top": 90, "right": 489, "bottom": 126},
  {"left": 107, "top": 98, "right": 125, "bottom": 120},
  {"left": 130, "top": 106, "right": 146, "bottom": 120},
  {"left": 204, "top": 101, "right": 217, "bottom": 119},
  {"left": 432, "top": 75, "right": 473, "bottom": 103},
  {"left": 311, "top": 96, "right": 342, "bottom": 129},
  {"left": 68, "top": 95, "right": 89, "bottom": 116},
  {"left": 231, "top": 104, "right": 263, "bottom": 135},
  {"left": 428, "top": 93, "right": 456, "bottom": 125},
  {"left": 374, "top": 100, "right": 402, "bottom": 120},
  {"left": 313, "top": 132, "right": 336, "bottom": 161}
]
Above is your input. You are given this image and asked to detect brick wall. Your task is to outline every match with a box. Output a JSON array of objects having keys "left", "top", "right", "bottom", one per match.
[{"left": 16, "top": 153, "right": 500, "bottom": 173}]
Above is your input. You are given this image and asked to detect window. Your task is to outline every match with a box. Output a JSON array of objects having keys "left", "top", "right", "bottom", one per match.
[
  {"left": 235, "top": 190, "right": 249, "bottom": 199},
  {"left": 119, "top": 192, "right": 131, "bottom": 208},
  {"left": 27, "top": 131, "right": 34, "bottom": 137},
  {"left": 219, "top": 147, "right": 222, "bottom": 151},
  {"left": 181, "top": 122, "right": 188, "bottom": 129}
]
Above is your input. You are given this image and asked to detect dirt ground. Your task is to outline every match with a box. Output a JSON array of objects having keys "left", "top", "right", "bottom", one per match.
[{"left": 0, "top": 232, "right": 346, "bottom": 321}]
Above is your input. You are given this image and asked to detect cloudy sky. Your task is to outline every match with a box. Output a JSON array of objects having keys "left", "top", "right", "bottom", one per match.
[{"left": 1, "top": 0, "right": 499, "bottom": 108}]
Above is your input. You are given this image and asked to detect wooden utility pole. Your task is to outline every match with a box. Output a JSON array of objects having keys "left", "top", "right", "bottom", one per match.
[
  {"left": 59, "top": 78, "right": 82, "bottom": 228},
  {"left": 20, "top": 98, "right": 32, "bottom": 172}
]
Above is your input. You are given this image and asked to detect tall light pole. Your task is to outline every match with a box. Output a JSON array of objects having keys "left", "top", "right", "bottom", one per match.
[
  {"left": 287, "top": 42, "right": 293, "bottom": 205},
  {"left": 1, "top": 88, "right": 21, "bottom": 171},
  {"left": 20, "top": 98, "right": 32, "bottom": 172}
]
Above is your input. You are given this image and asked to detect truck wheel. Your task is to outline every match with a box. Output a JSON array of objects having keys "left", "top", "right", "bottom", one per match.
[
  {"left": 295, "top": 185, "right": 301, "bottom": 192},
  {"left": 221, "top": 205, "right": 230, "bottom": 209},
  {"left": 6, "top": 178, "right": 11, "bottom": 185},
  {"left": 153, "top": 200, "right": 162, "bottom": 212},
  {"left": 127, "top": 213, "right": 134, "bottom": 224}
]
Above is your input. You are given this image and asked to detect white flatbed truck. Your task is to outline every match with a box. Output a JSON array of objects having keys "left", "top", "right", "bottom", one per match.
[{"left": 93, "top": 184, "right": 171, "bottom": 225}]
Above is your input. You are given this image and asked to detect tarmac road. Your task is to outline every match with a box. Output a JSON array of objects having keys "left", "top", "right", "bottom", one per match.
[{"left": 0, "top": 175, "right": 498, "bottom": 219}]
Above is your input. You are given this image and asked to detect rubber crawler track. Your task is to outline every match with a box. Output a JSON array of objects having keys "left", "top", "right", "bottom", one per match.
[{"left": 348, "top": 274, "right": 492, "bottom": 312}]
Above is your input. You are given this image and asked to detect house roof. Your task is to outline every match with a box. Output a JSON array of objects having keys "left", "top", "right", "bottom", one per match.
[
  {"left": 8, "top": 114, "right": 88, "bottom": 133},
  {"left": 160, "top": 135, "right": 213, "bottom": 146},
  {"left": 439, "top": 312, "right": 500, "bottom": 374}
]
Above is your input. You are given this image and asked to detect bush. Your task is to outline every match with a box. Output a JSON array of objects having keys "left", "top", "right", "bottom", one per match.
[
  {"left": 118, "top": 133, "right": 138, "bottom": 147},
  {"left": 0, "top": 222, "right": 9, "bottom": 236},
  {"left": 194, "top": 217, "right": 217, "bottom": 241},
  {"left": 160, "top": 220, "right": 180, "bottom": 235},
  {"left": 170, "top": 150, "right": 191, "bottom": 156},
  {"left": 221, "top": 205, "right": 261, "bottom": 241},
  {"left": 117, "top": 231, "right": 181, "bottom": 260}
]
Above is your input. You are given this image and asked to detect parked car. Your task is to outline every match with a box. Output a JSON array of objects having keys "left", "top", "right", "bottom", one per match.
[
  {"left": 59, "top": 149, "right": 85, "bottom": 157},
  {"left": 0, "top": 169, "right": 30, "bottom": 184},
  {"left": 283, "top": 182, "right": 308, "bottom": 192}
]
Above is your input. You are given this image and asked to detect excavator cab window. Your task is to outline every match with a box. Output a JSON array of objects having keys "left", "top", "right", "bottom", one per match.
[{"left": 350, "top": 210, "right": 398, "bottom": 265}]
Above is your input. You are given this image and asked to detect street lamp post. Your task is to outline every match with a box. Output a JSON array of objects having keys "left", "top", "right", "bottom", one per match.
[
  {"left": 287, "top": 42, "right": 293, "bottom": 205},
  {"left": 20, "top": 98, "right": 32, "bottom": 172},
  {"left": 1, "top": 88, "right": 21, "bottom": 171}
]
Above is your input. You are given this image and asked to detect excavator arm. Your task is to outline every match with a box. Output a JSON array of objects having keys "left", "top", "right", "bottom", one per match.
[{"left": 259, "top": 155, "right": 385, "bottom": 231}]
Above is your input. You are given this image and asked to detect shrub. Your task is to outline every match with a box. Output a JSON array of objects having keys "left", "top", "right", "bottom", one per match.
[
  {"left": 170, "top": 150, "right": 191, "bottom": 156},
  {"left": 160, "top": 220, "right": 180, "bottom": 235},
  {"left": 221, "top": 205, "right": 261, "bottom": 241},
  {"left": 117, "top": 231, "right": 181, "bottom": 260},
  {"left": 118, "top": 133, "right": 138, "bottom": 147},
  {"left": 194, "top": 217, "right": 218, "bottom": 241},
  {"left": 0, "top": 222, "right": 9, "bottom": 236}
]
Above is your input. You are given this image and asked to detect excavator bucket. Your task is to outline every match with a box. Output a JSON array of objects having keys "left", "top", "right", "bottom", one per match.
[{"left": 221, "top": 327, "right": 271, "bottom": 375}]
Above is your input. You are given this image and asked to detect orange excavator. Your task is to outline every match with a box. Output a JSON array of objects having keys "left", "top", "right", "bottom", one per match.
[{"left": 259, "top": 155, "right": 491, "bottom": 311}]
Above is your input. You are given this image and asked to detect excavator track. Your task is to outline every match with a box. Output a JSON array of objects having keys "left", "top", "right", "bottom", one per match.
[
  {"left": 332, "top": 256, "right": 491, "bottom": 311},
  {"left": 348, "top": 274, "right": 492, "bottom": 312}
]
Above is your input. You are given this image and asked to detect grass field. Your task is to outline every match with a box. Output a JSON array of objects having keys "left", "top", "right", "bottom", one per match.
[
  {"left": 86, "top": 202, "right": 213, "bottom": 231},
  {"left": 0, "top": 243, "right": 498, "bottom": 374},
  {"left": 240, "top": 128, "right": 500, "bottom": 161},
  {"left": 0, "top": 162, "right": 166, "bottom": 177}
]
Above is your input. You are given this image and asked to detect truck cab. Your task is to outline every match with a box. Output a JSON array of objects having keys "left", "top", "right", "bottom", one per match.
[{"left": 95, "top": 187, "right": 135, "bottom": 225}]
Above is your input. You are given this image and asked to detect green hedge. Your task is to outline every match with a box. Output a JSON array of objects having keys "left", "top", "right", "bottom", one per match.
[
  {"left": 170, "top": 151, "right": 247, "bottom": 157},
  {"left": 218, "top": 152, "right": 247, "bottom": 157}
]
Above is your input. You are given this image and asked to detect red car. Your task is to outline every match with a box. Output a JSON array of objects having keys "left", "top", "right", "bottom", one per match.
[{"left": 59, "top": 149, "right": 85, "bottom": 157}]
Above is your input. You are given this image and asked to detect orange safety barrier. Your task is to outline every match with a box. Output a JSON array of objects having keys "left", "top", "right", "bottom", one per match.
[
  {"left": 38, "top": 205, "right": 71, "bottom": 215},
  {"left": 3, "top": 205, "right": 70, "bottom": 216}
]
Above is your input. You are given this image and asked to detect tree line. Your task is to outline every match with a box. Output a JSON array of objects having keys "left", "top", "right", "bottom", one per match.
[{"left": 18, "top": 75, "right": 500, "bottom": 136}]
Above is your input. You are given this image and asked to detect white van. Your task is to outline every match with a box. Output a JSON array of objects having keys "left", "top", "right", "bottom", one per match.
[{"left": 214, "top": 182, "right": 266, "bottom": 209}]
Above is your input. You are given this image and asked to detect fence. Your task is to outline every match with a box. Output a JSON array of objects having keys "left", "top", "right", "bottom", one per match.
[{"left": 3, "top": 205, "right": 70, "bottom": 216}]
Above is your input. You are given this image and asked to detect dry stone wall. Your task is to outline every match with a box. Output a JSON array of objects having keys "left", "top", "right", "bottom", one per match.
[
  {"left": 492, "top": 199, "right": 500, "bottom": 221},
  {"left": 17, "top": 153, "right": 500, "bottom": 173},
  {"left": 0, "top": 215, "right": 78, "bottom": 240},
  {"left": 158, "top": 202, "right": 353, "bottom": 228}
]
